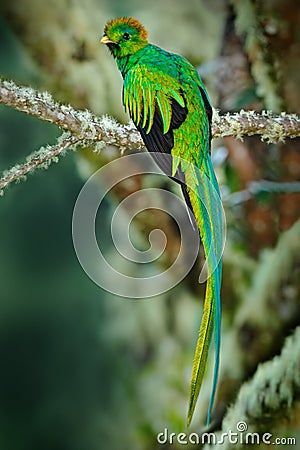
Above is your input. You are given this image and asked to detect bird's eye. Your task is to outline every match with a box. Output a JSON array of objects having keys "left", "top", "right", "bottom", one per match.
[{"left": 123, "top": 32, "right": 130, "bottom": 40}]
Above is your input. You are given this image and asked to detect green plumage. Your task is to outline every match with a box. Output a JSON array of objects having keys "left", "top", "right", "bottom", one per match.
[{"left": 101, "top": 17, "right": 223, "bottom": 426}]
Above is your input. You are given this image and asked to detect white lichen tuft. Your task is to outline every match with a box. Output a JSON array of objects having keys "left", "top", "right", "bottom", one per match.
[
  {"left": 93, "top": 141, "right": 106, "bottom": 153},
  {"left": 40, "top": 91, "right": 53, "bottom": 103},
  {"left": 100, "top": 114, "right": 118, "bottom": 131}
]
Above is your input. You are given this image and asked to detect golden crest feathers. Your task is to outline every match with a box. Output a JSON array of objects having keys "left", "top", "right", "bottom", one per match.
[{"left": 104, "top": 17, "right": 148, "bottom": 40}]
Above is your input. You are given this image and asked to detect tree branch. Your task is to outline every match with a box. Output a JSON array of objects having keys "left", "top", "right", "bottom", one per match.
[
  {"left": 204, "top": 326, "right": 300, "bottom": 449},
  {"left": 1, "top": 78, "right": 300, "bottom": 194},
  {"left": 0, "top": 79, "right": 143, "bottom": 150},
  {"left": 1, "top": 79, "right": 300, "bottom": 144},
  {"left": 214, "top": 218, "right": 300, "bottom": 433},
  {"left": 0, "top": 133, "right": 78, "bottom": 193},
  {"left": 224, "top": 180, "right": 300, "bottom": 206},
  {"left": 212, "top": 109, "right": 300, "bottom": 142}
]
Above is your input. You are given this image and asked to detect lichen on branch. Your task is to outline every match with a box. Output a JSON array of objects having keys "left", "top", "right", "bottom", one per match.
[
  {"left": 0, "top": 132, "right": 79, "bottom": 194},
  {"left": 204, "top": 325, "right": 300, "bottom": 450},
  {"left": 0, "top": 78, "right": 300, "bottom": 194},
  {"left": 212, "top": 109, "right": 300, "bottom": 142},
  {"left": 0, "top": 79, "right": 143, "bottom": 150}
]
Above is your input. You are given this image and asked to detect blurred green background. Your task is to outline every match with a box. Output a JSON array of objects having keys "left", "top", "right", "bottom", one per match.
[
  {"left": 0, "top": 10, "right": 151, "bottom": 450},
  {"left": 0, "top": 15, "right": 133, "bottom": 450},
  {"left": 0, "top": 1, "right": 299, "bottom": 449}
]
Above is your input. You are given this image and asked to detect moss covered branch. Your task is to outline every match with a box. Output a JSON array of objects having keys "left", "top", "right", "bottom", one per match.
[
  {"left": 0, "top": 133, "right": 79, "bottom": 193},
  {"left": 212, "top": 109, "right": 300, "bottom": 142},
  {"left": 211, "top": 218, "right": 300, "bottom": 438},
  {"left": 204, "top": 326, "right": 300, "bottom": 449},
  {"left": 1, "top": 78, "right": 300, "bottom": 193},
  {"left": 0, "top": 79, "right": 143, "bottom": 151},
  {"left": 1, "top": 79, "right": 299, "bottom": 143}
]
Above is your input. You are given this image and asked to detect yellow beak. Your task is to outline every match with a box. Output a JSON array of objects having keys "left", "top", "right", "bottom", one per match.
[{"left": 100, "top": 35, "right": 115, "bottom": 44}]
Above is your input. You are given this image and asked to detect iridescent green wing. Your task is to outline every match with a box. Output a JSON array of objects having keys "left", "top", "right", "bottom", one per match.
[
  {"left": 123, "top": 64, "right": 189, "bottom": 179},
  {"left": 123, "top": 65, "right": 187, "bottom": 132}
]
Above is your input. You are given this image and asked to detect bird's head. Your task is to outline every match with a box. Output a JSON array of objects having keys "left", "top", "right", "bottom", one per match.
[{"left": 101, "top": 17, "right": 148, "bottom": 58}]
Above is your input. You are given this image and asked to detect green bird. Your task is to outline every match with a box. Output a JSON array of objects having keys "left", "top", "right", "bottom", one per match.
[{"left": 101, "top": 17, "right": 223, "bottom": 426}]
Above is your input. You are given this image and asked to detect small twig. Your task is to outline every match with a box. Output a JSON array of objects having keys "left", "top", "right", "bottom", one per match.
[
  {"left": 0, "top": 133, "right": 79, "bottom": 193},
  {"left": 224, "top": 180, "right": 300, "bottom": 206}
]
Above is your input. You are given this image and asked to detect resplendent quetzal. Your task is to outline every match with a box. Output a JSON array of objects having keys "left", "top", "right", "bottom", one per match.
[{"left": 101, "top": 17, "right": 223, "bottom": 426}]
